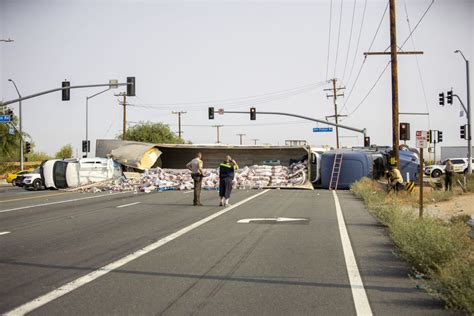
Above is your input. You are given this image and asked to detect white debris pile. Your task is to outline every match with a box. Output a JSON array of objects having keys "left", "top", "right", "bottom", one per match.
[{"left": 74, "top": 162, "right": 307, "bottom": 193}]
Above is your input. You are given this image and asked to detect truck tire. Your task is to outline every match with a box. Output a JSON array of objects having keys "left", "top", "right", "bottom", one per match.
[
  {"left": 431, "top": 169, "right": 442, "bottom": 178},
  {"left": 33, "top": 179, "right": 42, "bottom": 191},
  {"left": 12, "top": 179, "right": 18, "bottom": 186}
]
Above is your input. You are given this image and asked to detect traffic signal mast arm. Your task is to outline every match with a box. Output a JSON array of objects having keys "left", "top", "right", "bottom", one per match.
[
  {"left": 453, "top": 93, "right": 469, "bottom": 114},
  {"left": 223, "top": 110, "right": 367, "bottom": 136},
  {"left": 1, "top": 81, "right": 134, "bottom": 106}
]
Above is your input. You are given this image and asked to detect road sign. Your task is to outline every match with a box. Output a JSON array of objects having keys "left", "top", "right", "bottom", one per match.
[
  {"left": 8, "top": 127, "right": 15, "bottom": 135},
  {"left": 218, "top": 108, "right": 224, "bottom": 115},
  {"left": 313, "top": 127, "right": 333, "bottom": 133},
  {"left": 416, "top": 130, "right": 428, "bottom": 148},
  {"left": 0, "top": 115, "right": 11, "bottom": 123}
]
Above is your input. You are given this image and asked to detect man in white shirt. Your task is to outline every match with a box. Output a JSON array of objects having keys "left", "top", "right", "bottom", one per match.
[{"left": 186, "top": 152, "right": 203, "bottom": 206}]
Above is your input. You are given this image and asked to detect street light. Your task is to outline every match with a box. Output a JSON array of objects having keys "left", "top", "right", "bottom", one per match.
[
  {"left": 454, "top": 49, "right": 472, "bottom": 174},
  {"left": 8, "top": 79, "right": 23, "bottom": 170},
  {"left": 0, "top": 38, "right": 14, "bottom": 42},
  {"left": 85, "top": 88, "right": 111, "bottom": 157}
]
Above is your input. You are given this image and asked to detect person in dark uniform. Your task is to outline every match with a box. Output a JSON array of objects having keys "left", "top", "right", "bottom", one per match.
[{"left": 219, "top": 155, "right": 238, "bottom": 207}]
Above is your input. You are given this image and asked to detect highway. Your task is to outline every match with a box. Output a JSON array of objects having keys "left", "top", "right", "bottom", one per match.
[{"left": 0, "top": 185, "right": 450, "bottom": 315}]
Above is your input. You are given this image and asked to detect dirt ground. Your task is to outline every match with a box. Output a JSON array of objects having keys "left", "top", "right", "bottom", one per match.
[{"left": 425, "top": 192, "right": 474, "bottom": 221}]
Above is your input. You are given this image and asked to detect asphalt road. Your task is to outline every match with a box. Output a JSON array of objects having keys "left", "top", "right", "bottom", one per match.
[{"left": 0, "top": 186, "right": 452, "bottom": 315}]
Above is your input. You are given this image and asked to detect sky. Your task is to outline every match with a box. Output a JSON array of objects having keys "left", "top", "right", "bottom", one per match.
[{"left": 0, "top": 0, "right": 473, "bottom": 159}]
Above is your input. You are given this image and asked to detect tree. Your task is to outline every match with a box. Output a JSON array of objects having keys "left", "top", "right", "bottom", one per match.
[
  {"left": 0, "top": 106, "right": 29, "bottom": 162},
  {"left": 117, "top": 122, "right": 187, "bottom": 144},
  {"left": 55, "top": 144, "right": 73, "bottom": 159}
]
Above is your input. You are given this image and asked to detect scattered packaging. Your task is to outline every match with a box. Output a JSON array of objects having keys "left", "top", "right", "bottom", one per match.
[{"left": 73, "top": 162, "right": 308, "bottom": 193}]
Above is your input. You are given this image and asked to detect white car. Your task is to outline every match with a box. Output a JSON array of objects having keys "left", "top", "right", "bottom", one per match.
[
  {"left": 424, "top": 158, "right": 473, "bottom": 178},
  {"left": 22, "top": 168, "right": 44, "bottom": 190},
  {"left": 42, "top": 157, "right": 122, "bottom": 189}
]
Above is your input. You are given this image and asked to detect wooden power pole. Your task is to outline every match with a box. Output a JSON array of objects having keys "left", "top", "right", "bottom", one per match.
[
  {"left": 364, "top": 0, "right": 423, "bottom": 168},
  {"left": 324, "top": 78, "right": 346, "bottom": 148},
  {"left": 172, "top": 111, "right": 187, "bottom": 140},
  {"left": 236, "top": 133, "right": 246, "bottom": 145},
  {"left": 212, "top": 125, "right": 223, "bottom": 144},
  {"left": 115, "top": 92, "right": 128, "bottom": 140}
]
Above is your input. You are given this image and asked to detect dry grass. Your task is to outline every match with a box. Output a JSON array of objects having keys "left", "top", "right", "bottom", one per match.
[{"left": 351, "top": 177, "right": 474, "bottom": 313}]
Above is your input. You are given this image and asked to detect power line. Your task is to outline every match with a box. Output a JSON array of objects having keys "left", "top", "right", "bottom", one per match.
[
  {"left": 344, "top": 0, "right": 367, "bottom": 88},
  {"left": 399, "top": 0, "right": 435, "bottom": 50},
  {"left": 333, "top": 0, "right": 345, "bottom": 78},
  {"left": 326, "top": 0, "right": 333, "bottom": 81},
  {"left": 341, "top": 0, "right": 389, "bottom": 112},
  {"left": 403, "top": 0, "right": 431, "bottom": 127},
  {"left": 347, "top": 61, "right": 391, "bottom": 117},
  {"left": 341, "top": 0, "right": 357, "bottom": 83}
]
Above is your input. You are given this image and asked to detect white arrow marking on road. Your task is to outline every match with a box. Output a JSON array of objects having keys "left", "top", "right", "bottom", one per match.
[
  {"left": 0, "top": 231, "right": 11, "bottom": 236},
  {"left": 237, "top": 217, "right": 308, "bottom": 224}
]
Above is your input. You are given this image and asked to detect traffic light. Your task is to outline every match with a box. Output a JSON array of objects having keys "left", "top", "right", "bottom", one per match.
[
  {"left": 25, "top": 142, "right": 31, "bottom": 154},
  {"left": 250, "top": 107, "right": 256, "bottom": 120},
  {"left": 447, "top": 90, "right": 453, "bottom": 105},
  {"left": 208, "top": 107, "right": 214, "bottom": 120},
  {"left": 364, "top": 136, "right": 370, "bottom": 147},
  {"left": 82, "top": 140, "right": 90, "bottom": 153},
  {"left": 399, "top": 122, "right": 410, "bottom": 141},
  {"left": 439, "top": 92, "right": 445, "bottom": 106},
  {"left": 437, "top": 131, "right": 443, "bottom": 143},
  {"left": 62, "top": 80, "right": 70, "bottom": 101},
  {"left": 127, "top": 77, "right": 136, "bottom": 96},
  {"left": 461, "top": 125, "right": 466, "bottom": 139},
  {"left": 427, "top": 130, "right": 432, "bottom": 143},
  {"left": 6, "top": 108, "right": 13, "bottom": 119}
]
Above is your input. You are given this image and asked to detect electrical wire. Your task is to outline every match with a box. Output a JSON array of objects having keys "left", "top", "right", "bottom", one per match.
[
  {"left": 341, "top": 0, "right": 357, "bottom": 83},
  {"left": 340, "top": 0, "right": 389, "bottom": 113},
  {"left": 399, "top": 0, "right": 435, "bottom": 50},
  {"left": 403, "top": 0, "right": 431, "bottom": 128},
  {"left": 347, "top": 61, "right": 391, "bottom": 117},
  {"left": 326, "top": 0, "right": 333, "bottom": 81},
  {"left": 128, "top": 81, "right": 328, "bottom": 111},
  {"left": 333, "top": 0, "right": 345, "bottom": 78},
  {"left": 344, "top": 0, "right": 367, "bottom": 91}
]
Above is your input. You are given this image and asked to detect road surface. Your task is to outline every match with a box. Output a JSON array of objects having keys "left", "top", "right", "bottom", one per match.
[{"left": 0, "top": 186, "right": 450, "bottom": 315}]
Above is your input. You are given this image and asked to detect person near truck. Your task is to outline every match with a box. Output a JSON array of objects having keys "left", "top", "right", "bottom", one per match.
[
  {"left": 386, "top": 165, "right": 404, "bottom": 192},
  {"left": 444, "top": 159, "right": 454, "bottom": 191},
  {"left": 186, "top": 152, "right": 204, "bottom": 206},
  {"left": 219, "top": 155, "right": 238, "bottom": 207}
]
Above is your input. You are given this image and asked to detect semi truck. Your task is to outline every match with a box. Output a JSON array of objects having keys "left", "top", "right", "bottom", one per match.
[{"left": 96, "top": 140, "right": 322, "bottom": 189}]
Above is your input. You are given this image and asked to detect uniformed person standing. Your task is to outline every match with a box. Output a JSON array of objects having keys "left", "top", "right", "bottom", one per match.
[
  {"left": 444, "top": 159, "right": 454, "bottom": 191},
  {"left": 186, "top": 152, "right": 203, "bottom": 206},
  {"left": 219, "top": 155, "right": 238, "bottom": 207}
]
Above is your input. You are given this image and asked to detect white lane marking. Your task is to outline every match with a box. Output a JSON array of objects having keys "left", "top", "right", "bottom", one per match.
[
  {"left": 332, "top": 191, "right": 372, "bottom": 316},
  {"left": 5, "top": 189, "right": 270, "bottom": 315},
  {"left": 183, "top": 190, "right": 194, "bottom": 194},
  {"left": 116, "top": 202, "right": 141, "bottom": 208},
  {"left": 0, "top": 192, "right": 130, "bottom": 214},
  {"left": 0, "top": 231, "right": 11, "bottom": 236},
  {"left": 237, "top": 217, "right": 308, "bottom": 223}
]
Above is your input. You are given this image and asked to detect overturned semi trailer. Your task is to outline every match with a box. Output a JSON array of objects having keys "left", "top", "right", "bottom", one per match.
[{"left": 96, "top": 140, "right": 315, "bottom": 189}]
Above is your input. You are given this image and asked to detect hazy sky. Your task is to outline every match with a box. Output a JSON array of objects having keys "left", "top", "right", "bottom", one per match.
[{"left": 1, "top": 0, "right": 473, "bottom": 158}]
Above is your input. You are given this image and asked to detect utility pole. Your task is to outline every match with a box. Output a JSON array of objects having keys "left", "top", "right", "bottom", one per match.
[
  {"left": 172, "top": 111, "right": 187, "bottom": 140},
  {"left": 364, "top": 0, "right": 423, "bottom": 168},
  {"left": 236, "top": 133, "right": 246, "bottom": 145},
  {"left": 251, "top": 138, "right": 259, "bottom": 145},
  {"left": 115, "top": 92, "right": 127, "bottom": 140},
  {"left": 324, "top": 78, "right": 346, "bottom": 148},
  {"left": 212, "top": 125, "right": 223, "bottom": 144}
]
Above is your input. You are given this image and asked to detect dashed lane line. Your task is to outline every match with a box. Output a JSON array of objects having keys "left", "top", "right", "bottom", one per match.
[{"left": 116, "top": 202, "right": 141, "bottom": 208}]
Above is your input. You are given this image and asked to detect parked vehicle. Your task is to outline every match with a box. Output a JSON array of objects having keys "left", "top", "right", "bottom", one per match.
[
  {"left": 22, "top": 168, "right": 44, "bottom": 190},
  {"left": 424, "top": 158, "right": 474, "bottom": 177},
  {"left": 41, "top": 157, "right": 122, "bottom": 189},
  {"left": 7, "top": 170, "right": 30, "bottom": 186}
]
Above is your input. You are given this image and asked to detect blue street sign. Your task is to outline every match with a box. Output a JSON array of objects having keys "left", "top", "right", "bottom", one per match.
[
  {"left": 313, "top": 127, "right": 333, "bottom": 132},
  {"left": 0, "top": 115, "right": 12, "bottom": 123}
]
